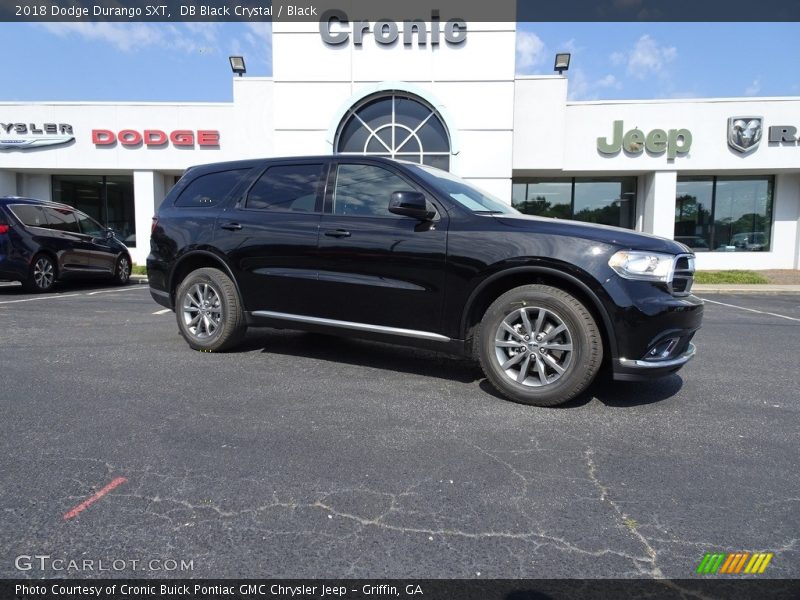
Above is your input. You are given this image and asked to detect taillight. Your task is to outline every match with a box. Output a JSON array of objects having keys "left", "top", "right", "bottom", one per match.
[
  {"left": 0, "top": 224, "right": 9, "bottom": 234},
  {"left": 151, "top": 216, "right": 158, "bottom": 233}
]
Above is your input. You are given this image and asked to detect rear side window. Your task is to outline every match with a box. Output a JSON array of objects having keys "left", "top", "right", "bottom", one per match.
[
  {"left": 175, "top": 169, "right": 250, "bottom": 208},
  {"left": 42, "top": 207, "right": 80, "bottom": 233},
  {"left": 9, "top": 204, "right": 47, "bottom": 228},
  {"left": 246, "top": 164, "right": 325, "bottom": 212}
]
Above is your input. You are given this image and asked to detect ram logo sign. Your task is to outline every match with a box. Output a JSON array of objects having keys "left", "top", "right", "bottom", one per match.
[{"left": 728, "top": 116, "right": 763, "bottom": 154}]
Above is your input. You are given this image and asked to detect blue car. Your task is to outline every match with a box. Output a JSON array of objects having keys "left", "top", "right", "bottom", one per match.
[{"left": 0, "top": 197, "right": 132, "bottom": 292}]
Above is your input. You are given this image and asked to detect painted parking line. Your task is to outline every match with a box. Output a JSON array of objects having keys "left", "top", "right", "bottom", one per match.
[
  {"left": 0, "top": 293, "right": 82, "bottom": 305},
  {"left": 87, "top": 287, "right": 150, "bottom": 296},
  {"left": 701, "top": 298, "right": 800, "bottom": 323},
  {"left": 152, "top": 308, "right": 171, "bottom": 315}
]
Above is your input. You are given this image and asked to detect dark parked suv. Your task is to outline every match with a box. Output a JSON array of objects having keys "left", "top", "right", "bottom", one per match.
[
  {"left": 148, "top": 157, "right": 702, "bottom": 406},
  {"left": 0, "top": 197, "right": 132, "bottom": 292}
]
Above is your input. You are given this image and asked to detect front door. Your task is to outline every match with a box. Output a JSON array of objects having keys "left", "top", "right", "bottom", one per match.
[{"left": 315, "top": 161, "right": 447, "bottom": 335}]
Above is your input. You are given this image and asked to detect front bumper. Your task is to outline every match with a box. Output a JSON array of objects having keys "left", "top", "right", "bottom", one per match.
[{"left": 613, "top": 342, "right": 696, "bottom": 381}]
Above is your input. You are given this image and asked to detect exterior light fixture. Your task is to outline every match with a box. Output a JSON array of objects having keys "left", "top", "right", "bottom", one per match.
[
  {"left": 554, "top": 53, "right": 571, "bottom": 75},
  {"left": 229, "top": 56, "right": 246, "bottom": 77}
]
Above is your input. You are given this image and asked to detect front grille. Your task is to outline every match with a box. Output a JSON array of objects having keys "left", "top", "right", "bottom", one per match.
[{"left": 669, "top": 254, "right": 695, "bottom": 296}]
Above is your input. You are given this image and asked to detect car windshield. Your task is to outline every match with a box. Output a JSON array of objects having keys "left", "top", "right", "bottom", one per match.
[{"left": 408, "top": 163, "right": 518, "bottom": 215}]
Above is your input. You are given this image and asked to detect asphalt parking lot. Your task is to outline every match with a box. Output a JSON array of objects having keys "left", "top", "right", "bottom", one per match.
[{"left": 0, "top": 281, "right": 798, "bottom": 580}]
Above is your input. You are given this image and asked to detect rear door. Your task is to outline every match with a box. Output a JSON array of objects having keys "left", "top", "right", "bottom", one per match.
[
  {"left": 314, "top": 160, "right": 448, "bottom": 334},
  {"left": 39, "top": 206, "right": 88, "bottom": 271},
  {"left": 213, "top": 159, "right": 328, "bottom": 314}
]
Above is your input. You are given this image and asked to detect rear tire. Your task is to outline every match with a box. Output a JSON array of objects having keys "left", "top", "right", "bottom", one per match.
[
  {"left": 175, "top": 267, "right": 246, "bottom": 352},
  {"left": 476, "top": 284, "right": 602, "bottom": 407},
  {"left": 23, "top": 254, "right": 57, "bottom": 293}
]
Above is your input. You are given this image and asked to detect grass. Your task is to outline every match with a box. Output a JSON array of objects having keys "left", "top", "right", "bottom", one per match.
[
  {"left": 131, "top": 265, "right": 147, "bottom": 276},
  {"left": 695, "top": 270, "right": 769, "bottom": 284}
]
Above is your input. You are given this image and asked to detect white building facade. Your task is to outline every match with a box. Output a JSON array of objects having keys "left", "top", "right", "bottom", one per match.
[{"left": 1, "top": 21, "right": 798, "bottom": 269}]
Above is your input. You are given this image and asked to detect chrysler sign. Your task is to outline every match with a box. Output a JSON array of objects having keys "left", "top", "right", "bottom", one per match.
[{"left": 0, "top": 122, "right": 74, "bottom": 150}]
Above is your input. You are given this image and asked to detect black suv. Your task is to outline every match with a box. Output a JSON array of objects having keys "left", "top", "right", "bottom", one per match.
[
  {"left": 148, "top": 157, "right": 702, "bottom": 406},
  {"left": 0, "top": 197, "right": 132, "bottom": 292}
]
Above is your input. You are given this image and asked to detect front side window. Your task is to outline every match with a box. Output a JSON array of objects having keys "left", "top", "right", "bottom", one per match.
[
  {"left": 675, "top": 176, "right": 773, "bottom": 252},
  {"left": 246, "top": 164, "right": 324, "bottom": 212},
  {"left": 42, "top": 207, "right": 79, "bottom": 233},
  {"left": 332, "top": 164, "right": 417, "bottom": 218},
  {"left": 75, "top": 212, "right": 105, "bottom": 237}
]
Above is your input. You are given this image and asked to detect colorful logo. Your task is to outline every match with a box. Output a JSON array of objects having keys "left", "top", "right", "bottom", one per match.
[{"left": 696, "top": 552, "right": 773, "bottom": 575}]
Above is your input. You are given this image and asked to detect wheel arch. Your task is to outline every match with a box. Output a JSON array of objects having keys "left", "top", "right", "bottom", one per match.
[
  {"left": 168, "top": 250, "right": 242, "bottom": 308},
  {"left": 461, "top": 265, "right": 618, "bottom": 362}
]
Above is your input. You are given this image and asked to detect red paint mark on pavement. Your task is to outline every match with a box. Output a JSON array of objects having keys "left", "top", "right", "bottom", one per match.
[{"left": 63, "top": 477, "right": 127, "bottom": 520}]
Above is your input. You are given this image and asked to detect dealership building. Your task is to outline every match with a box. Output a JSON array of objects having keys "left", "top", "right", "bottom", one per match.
[{"left": 1, "top": 21, "right": 799, "bottom": 269}]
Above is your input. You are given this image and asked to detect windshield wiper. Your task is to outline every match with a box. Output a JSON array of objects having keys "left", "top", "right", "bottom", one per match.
[{"left": 473, "top": 210, "right": 505, "bottom": 214}]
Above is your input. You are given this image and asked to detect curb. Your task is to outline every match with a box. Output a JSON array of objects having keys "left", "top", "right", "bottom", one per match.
[
  {"left": 131, "top": 275, "right": 149, "bottom": 284},
  {"left": 694, "top": 285, "right": 800, "bottom": 295}
]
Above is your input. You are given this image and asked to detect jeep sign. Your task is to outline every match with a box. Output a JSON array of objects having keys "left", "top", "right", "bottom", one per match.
[{"left": 598, "top": 120, "right": 692, "bottom": 160}]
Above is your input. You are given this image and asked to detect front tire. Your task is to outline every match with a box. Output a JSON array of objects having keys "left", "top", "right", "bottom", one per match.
[
  {"left": 23, "top": 254, "right": 57, "bottom": 293},
  {"left": 114, "top": 255, "right": 131, "bottom": 286},
  {"left": 477, "top": 284, "right": 602, "bottom": 407},
  {"left": 175, "top": 267, "right": 246, "bottom": 352}
]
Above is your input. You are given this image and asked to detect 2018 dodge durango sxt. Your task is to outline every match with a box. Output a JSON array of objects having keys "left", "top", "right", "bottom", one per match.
[{"left": 147, "top": 156, "right": 702, "bottom": 406}]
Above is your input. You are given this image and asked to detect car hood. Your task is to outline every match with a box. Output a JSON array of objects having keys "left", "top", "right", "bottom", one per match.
[{"left": 491, "top": 213, "right": 690, "bottom": 255}]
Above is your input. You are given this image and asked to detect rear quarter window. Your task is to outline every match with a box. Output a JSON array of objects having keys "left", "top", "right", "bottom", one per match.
[
  {"left": 174, "top": 169, "right": 251, "bottom": 208},
  {"left": 9, "top": 204, "right": 47, "bottom": 228}
]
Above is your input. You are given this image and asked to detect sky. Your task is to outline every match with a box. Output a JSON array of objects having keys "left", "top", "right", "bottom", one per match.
[{"left": 0, "top": 21, "right": 797, "bottom": 102}]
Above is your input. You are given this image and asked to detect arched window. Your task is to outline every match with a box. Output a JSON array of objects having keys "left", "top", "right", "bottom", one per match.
[{"left": 334, "top": 92, "right": 451, "bottom": 171}]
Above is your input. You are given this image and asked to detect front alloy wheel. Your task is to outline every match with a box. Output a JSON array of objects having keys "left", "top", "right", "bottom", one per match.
[
  {"left": 478, "top": 284, "right": 602, "bottom": 406},
  {"left": 115, "top": 255, "right": 131, "bottom": 285},
  {"left": 494, "top": 306, "right": 573, "bottom": 387}
]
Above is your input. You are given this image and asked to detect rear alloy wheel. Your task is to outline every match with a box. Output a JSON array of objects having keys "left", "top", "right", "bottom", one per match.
[
  {"left": 477, "top": 284, "right": 602, "bottom": 407},
  {"left": 24, "top": 254, "right": 57, "bottom": 293},
  {"left": 175, "top": 267, "right": 246, "bottom": 352},
  {"left": 114, "top": 255, "right": 131, "bottom": 285}
]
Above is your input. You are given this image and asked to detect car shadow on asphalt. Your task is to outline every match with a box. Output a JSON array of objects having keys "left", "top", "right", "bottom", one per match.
[
  {"left": 478, "top": 372, "right": 684, "bottom": 409},
  {"left": 237, "top": 329, "right": 685, "bottom": 405},
  {"left": 236, "top": 329, "right": 483, "bottom": 384}
]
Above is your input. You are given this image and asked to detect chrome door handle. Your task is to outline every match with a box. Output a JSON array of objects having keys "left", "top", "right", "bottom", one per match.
[
  {"left": 220, "top": 222, "right": 243, "bottom": 231},
  {"left": 324, "top": 229, "right": 351, "bottom": 238}
]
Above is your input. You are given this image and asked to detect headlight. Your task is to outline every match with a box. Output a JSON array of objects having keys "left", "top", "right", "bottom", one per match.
[{"left": 608, "top": 250, "right": 675, "bottom": 282}]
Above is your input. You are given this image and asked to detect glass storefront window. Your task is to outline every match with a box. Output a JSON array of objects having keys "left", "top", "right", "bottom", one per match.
[
  {"left": 512, "top": 177, "right": 637, "bottom": 229},
  {"left": 675, "top": 178, "right": 714, "bottom": 251},
  {"left": 674, "top": 176, "right": 773, "bottom": 252},
  {"left": 52, "top": 175, "right": 136, "bottom": 247}
]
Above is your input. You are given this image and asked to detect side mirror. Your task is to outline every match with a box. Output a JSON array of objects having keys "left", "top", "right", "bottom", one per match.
[
  {"left": 105, "top": 229, "right": 115, "bottom": 239},
  {"left": 388, "top": 191, "right": 435, "bottom": 221}
]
